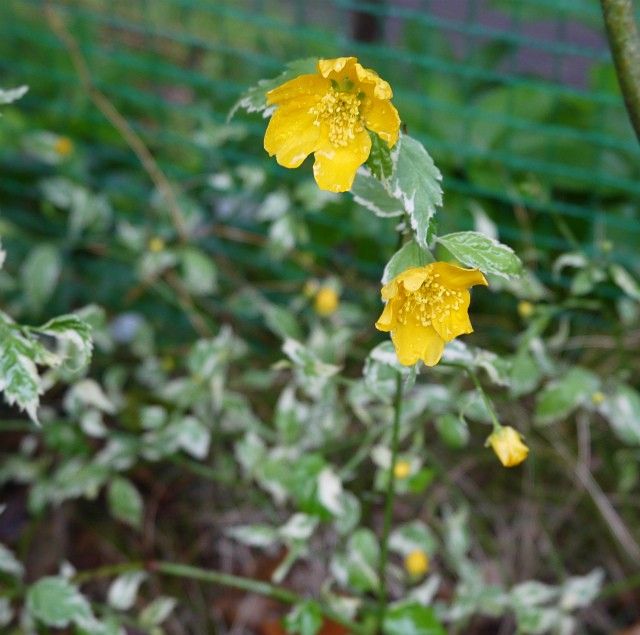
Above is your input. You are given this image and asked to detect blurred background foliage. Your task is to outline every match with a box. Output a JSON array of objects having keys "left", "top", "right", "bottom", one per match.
[{"left": 2, "top": 1, "right": 640, "bottom": 634}]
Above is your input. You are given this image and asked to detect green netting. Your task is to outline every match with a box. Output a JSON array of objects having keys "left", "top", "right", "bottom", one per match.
[{"left": 1, "top": 0, "right": 639, "bottom": 276}]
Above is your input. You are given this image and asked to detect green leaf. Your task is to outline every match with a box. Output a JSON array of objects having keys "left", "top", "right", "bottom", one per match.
[
  {"left": 599, "top": 384, "right": 640, "bottom": 445},
  {"left": 365, "top": 131, "right": 393, "bottom": 180},
  {"left": 139, "top": 596, "right": 177, "bottom": 627},
  {"left": 383, "top": 602, "right": 446, "bottom": 635},
  {"left": 37, "top": 313, "right": 93, "bottom": 372},
  {"left": 284, "top": 600, "right": 323, "bottom": 635},
  {"left": 390, "top": 134, "right": 442, "bottom": 250},
  {"left": 0, "top": 315, "right": 43, "bottom": 421},
  {"left": 21, "top": 244, "right": 62, "bottom": 312},
  {"left": 560, "top": 569, "right": 604, "bottom": 610},
  {"left": 180, "top": 247, "right": 217, "bottom": 296},
  {"left": 389, "top": 520, "right": 437, "bottom": 556},
  {"left": 228, "top": 58, "right": 318, "bottom": 120},
  {"left": 0, "top": 543, "right": 24, "bottom": 578},
  {"left": 351, "top": 168, "right": 404, "bottom": 218},
  {"left": 227, "top": 523, "right": 279, "bottom": 548},
  {"left": 107, "top": 476, "right": 144, "bottom": 529},
  {"left": 330, "top": 528, "right": 380, "bottom": 592},
  {"left": 382, "top": 240, "right": 434, "bottom": 284},
  {"left": 535, "top": 367, "right": 600, "bottom": 426},
  {"left": 609, "top": 264, "right": 640, "bottom": 302},
  {"left": 436, "top": 231, "right": 522, "bottom": 278},
  {"left": 435, "top": 413, "right": 469, "bottom": 448},
  {"left": 26, "top": 577, "right": 92, "bottom": 628}
]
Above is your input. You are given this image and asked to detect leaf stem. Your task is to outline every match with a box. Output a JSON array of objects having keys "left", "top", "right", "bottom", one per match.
[
  {"left": 600, "top": 0, "right": 640, "bottom": 142},
  {"left": 466, "top": 368, "right": 502, "bottom": 432},
  {"left": 376, "top": 371, "right": 404, "bottom": 633}
]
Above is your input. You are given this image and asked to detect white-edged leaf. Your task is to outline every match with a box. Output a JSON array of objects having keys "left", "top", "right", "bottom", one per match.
[
  {"left": 139, "top": 596, "right": 177, "bottom": 626},
  {"left": 382, "top": 240, "right": 434, "bottom": 284},
  {"left": 535, "top": 367, "right": 600, "bottom": 426},
  {"left": 0, "top": 315, "right": 43, "bottom": 422},
  {"left": 0, "top": 543, "right": 24, "bottom": 578},
  {"left": 26, "top": 577, "right": 92, "bottom": 627},
  {"left": 437, "top": 231, "right": 522, "bottom": 279},
  {"left": 390, "top": 134, "right": 442, "bottom": 250},
  {"left": 107, "top": 571, "right": 147, "bottom": 611},
  {"left": 279, "top": 513, "right": 319, "bottom": 541},
  {"left": 175, "top": 415, "right": 211, "bottom": 459},
  {"left": 227, "top": 523, "right": 279, "bottom": 548},
  {"left": 0, "top": 85, "right": 28, "bottom": 105},
  {"left": 352, "top": 167, "right": 404, "bottom": 218},
  {"left": 180, "top": 248, "right": 217, "bottom": 296},
  {"left": 610, "top": 264, "right": 640, "bottom": 302},
  {"left": 599, "top": 384, "right": 640, "bottom": 445},
  {"left": 560, "top": 569, "right": 604, "bottom": 610},
  {"left": 317, "top": 467, "right": 344, "bottom": 515},
  {"left": 389, "top": 521, "right": 437, "bottom": 556}
]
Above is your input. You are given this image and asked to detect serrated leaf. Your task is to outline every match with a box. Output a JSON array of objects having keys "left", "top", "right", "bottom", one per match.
[
  {"left": 0, "top": 316, "right": 43, "bottom": 421},
  {"left": 390, "top": 134, "right": 442, "bottom": 250},
  {"left": 37, "top": 313, "right": 93, "bottom": 371},
  {"left": 599, "top": 384, "right": 640, "bottom": 445},
  {"left": 228, "top": 58, "right": 318, "bottom": 120},
  {"left": 535, "top": 367, "right": 600, "bottom": 426},
  {"left": 365, "top": 131, "right": 393, "bottom": 179},
  {"left": 383, "top": 602, "right": 446, "bottom": 635},
  {"left": 107, "top": 476, "right": 144, "bottom": 529},
  {"left": 437, "top": 231, "right": 522, "bottom": 278},
  {"left": 351, "top": 168, "right": 404, "bottom": 218},
  {"left": 382, "top": 240, "right": 434, "bottom": 284},
  {"left": 26, "top": 577, "right": 92, "bottom": 627}
]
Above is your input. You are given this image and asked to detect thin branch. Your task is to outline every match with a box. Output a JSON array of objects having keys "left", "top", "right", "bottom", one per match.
[
  {"left": 600, "top": 0, "right": 640, "bottom": 142},
  {"left": 45, "top": 5, "right": 189, "bottom": 241}
]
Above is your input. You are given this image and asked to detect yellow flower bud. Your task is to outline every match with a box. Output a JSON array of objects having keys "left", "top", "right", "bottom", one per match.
[
  {"left": 487, "top": 426, "right": 529, "bottom": 468},
  {"left": 148, "top": 237, "right": 166, "bottom": 253},
  {"left": 404, "top": 549, "right": 429, "bottom": 577},
  {"left": 314, "top": 286, "right": 339, "bottom": 316},
  {"left": 393, "top": 460, "right": 412, "bottom": 480},
  {"left": 54, "top": 136, "right": 74, "bottom": 157},
  {"left": 518, "top": 301, "right": 534, "bottom": 319},
  {"left": 591, "top": 391, "right": 605, "bottom": 405}
]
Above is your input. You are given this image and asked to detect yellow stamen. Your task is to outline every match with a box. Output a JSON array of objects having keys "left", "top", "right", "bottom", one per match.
[
  {"left": 310, "top": 89, "right": 364, "bottom": 148},
  {"left": 396, "top": 272, "right": 463, "bottom": 328},
  {"left": 404, "top": 549, "right": 429, "bottom": 577}
]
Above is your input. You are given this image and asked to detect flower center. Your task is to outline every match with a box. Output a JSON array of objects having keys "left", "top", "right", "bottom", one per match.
[
  {"left": 396, "top": 272, "right": 464, "bottom": 327},
  {"left": 310, "top": 88, "right": 364, "bottom": 148}
]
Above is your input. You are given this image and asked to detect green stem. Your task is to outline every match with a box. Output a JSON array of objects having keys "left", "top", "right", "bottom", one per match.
[
  {"left": 600, "top": 0, "right": 640, "bottom": 142},
  {"left": 73, "top": 560, "right": 368, "bottom": 634},
  {"left": 376, "top": 371, "right": 404, "bottom": 633},
  {"left": 466, "top": 368, "right": 502, "bottom": 431}
]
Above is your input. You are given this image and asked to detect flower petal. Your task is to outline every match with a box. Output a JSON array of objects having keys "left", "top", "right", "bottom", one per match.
[
  {"left": 431, "top": 290, "right": 474, "bottom": 342},
  {"left": 317, "top": 57, "right": 358, "bottom": 78},
  {"left": 267, "top": 74, "right": 328, "bottom": 106},
  {"left": 397, "top": 267, "right": 429, "bottom": 292},
  {"left": 312, "top": 130, "right": 372, "bottom": 192},
  {"left": 430, "top": 262, "right": 488, "bottom": 289},
  {"left": 363, "top": 98, "right": 400, "bottom": 147},
  {"left": 391, "top": 322, "right": 445, "bottom": 367},
  {"left": 264, "top": 107, "right": 321, "bottom": 168},
  {"left": 375, "top": 300, "right": 395, "bottom": 332},
  {"left": 355, "top": 63, "right": 393, "bottom": 100}
]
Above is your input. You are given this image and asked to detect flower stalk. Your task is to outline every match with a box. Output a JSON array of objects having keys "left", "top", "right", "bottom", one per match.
[{"left": 376, "top": 370, "right": 404, "bottom": 632}]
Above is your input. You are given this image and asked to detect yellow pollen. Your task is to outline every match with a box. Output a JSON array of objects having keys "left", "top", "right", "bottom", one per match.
[
  {"left": 396, "top": 273, "right": 463, "bottom": 327},
  {"left": 310, "top": 89, "right": 364, "bottom": 148}
]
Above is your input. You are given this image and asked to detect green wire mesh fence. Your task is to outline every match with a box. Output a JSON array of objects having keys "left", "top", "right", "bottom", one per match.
[{"left": 1, "top": 0, "right": 639, "bottom": 288}]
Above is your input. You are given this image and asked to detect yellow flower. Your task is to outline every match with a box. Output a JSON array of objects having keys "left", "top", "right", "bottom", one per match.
[
  {"left": 591, "top": 391, "right": 605, "bottom": 405},
  {"left": 148, "top": 237, "right": 166, "bottom": 253},
  {"left": 518, "top": 300, "right": 534, "bottom": 319},
  {"left": 393, "top": 460, "right": 412, "bottom": 479},
  {"left": 404, "top": 549, "right": 429, "bottom": 577},
  {"left": 487, "top": 426, "right": 529, "bottom": 468},
  {"left": 54, "top": 136, "right": 74, "bottom": 157},
  {"left": 375, "top": 262, "right": 488, "bottom": 367},
  {"left": 264, "top": 57, "right": 400, "bottom": 192},
  {"left": 314, "top": 286, "right": 339, "bottom": 316}
]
